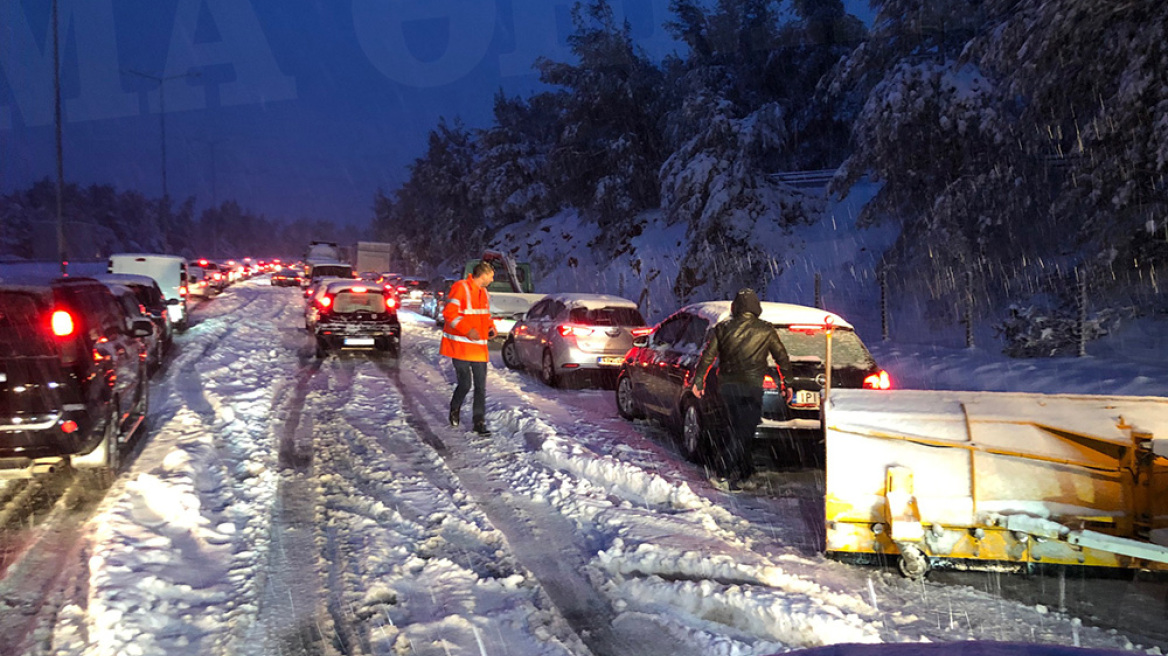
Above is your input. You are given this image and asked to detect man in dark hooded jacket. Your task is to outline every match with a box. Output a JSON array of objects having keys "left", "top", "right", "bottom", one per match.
[{"left": 693, "top": 288, "right": 791, "bottom": 490}]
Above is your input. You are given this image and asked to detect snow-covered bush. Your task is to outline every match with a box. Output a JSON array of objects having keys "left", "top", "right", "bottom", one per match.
[{"left": 995, "top": 302, "right": 1111, "bottom": 358}]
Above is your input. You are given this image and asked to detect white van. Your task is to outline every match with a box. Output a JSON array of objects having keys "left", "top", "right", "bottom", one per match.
[{"left": 107, "top": 253, "right": 189, "bottom": 329}]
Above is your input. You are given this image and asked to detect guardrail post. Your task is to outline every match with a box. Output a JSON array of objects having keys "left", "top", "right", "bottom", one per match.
[
  {"left": 880, "top": 266, "right": 889, "bottom": 341},
  {"left": 1077, "top": 269, "right": 1088, "bottom": 357},
  {"left": 964, "top": 268, "right": 975, "bottom": 349}
]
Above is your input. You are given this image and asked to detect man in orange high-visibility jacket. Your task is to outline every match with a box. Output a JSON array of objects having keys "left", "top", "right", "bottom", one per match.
[{"left": 440, "top": 261, "right": 497, "bottom": 434}]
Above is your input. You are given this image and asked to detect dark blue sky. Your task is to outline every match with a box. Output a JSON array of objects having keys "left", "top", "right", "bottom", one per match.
[{"left": 1, "top": 0, "right": 874, "bottom": 226}]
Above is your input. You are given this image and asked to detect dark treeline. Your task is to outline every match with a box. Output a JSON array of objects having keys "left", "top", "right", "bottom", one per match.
[
  {"left": 373, "top": 0, "right": 1168, "bottom": 315},
  {"left": 0, "top": 178, "right": 352, "bottom": 262}
]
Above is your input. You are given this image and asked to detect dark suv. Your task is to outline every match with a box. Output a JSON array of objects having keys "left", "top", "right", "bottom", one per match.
[
  {"left": 615, "top": 300, "right": 890, "bottom": 463},
  {"left": 0, "top": 277, "right": 153, "bottom": 483}
]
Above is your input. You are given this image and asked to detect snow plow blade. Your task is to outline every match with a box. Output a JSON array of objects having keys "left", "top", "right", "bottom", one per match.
[{"left": 823, "top": 389, "right": 1168, "bottom": 576}]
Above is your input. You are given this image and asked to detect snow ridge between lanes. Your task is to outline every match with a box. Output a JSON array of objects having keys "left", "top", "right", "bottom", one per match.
[{"left": 50, "top": 282, "right": 292, "bottom": 656}]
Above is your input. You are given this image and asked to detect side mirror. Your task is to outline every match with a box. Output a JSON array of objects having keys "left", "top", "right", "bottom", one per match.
[
  {"left": 166, "top": 298, "right": 180, "bottom": 305},
  {"left": 632, "top": 335, "right": 649, "bottom": 348},
  {"left": 131, "top": 318, "right": 154, "bottom": 338}
]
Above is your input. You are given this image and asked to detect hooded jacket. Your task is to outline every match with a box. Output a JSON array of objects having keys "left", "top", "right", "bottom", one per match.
[{"left": 693, "top": 289, "right": 791, "bottom": 389}]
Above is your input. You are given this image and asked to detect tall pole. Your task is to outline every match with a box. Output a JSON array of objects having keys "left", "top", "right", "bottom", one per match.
[
  {"left": 53, "top": 0, "right": 66, "bottom": 275},
  {"left": 125, "top": 69, "right": 199, "bottom": 248},
  {"left": 159, "top": 81, "right": 168, "bottom": 200}
]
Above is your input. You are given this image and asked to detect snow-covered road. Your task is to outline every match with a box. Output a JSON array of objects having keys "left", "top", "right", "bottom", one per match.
[{"left": 3, "top": 278, "right": 1166, "bottom": 656}]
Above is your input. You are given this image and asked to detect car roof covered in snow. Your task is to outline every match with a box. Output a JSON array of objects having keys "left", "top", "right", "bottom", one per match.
[
  {"left": 109, "top": 253, "right": 186, "bottom": 263},
  {"left": 323, "top": 279, "right": 385, "bottom": 293},
  {"left": 545, "top": 293, "right": 639, "bottom": 310},
  {"left": 95, "top": 273, "right": 163, "bottom": 289},
  {"left": 680, "top": 300, "right": 854, "bottom": 330}
]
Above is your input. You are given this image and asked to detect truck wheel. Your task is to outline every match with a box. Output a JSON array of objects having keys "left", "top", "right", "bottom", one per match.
[
  {"left": 82, "top": 405, "right": 122, "bottom": 490},
  {"left": 897, "top": 543, "right": 931, "bottom": 580},
  {"left": 502, "top": 337, "right": 522, "bottom": 370}
]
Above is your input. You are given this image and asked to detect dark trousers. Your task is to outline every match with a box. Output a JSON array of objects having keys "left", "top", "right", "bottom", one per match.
[
  {"left": 718, "top": 381, "right": 763, "bottom": 481},
  {"left": 450, "top": 359, "right": 487, "bottom": 422}
]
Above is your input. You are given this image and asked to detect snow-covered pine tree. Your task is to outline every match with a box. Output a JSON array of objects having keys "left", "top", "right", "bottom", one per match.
[
  {"left": 661, "top": 0, "right": 822, "bottom": 302},
  {"left": 468, "top": 91, "right": 559, "bottom": 227},
  {"left": 536, "top": 0, "right": 666, "bottom": 231}
]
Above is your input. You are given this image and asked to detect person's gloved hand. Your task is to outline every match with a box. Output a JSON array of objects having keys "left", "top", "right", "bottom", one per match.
[
  {"left": 468, "top": 328, "right": 481, "bottom": 341},
  {"left": 692, "top": 383, "right": 704, "bottom": 399},
  {"left": 488, "top": 327, "right": 497, "bottom": 339}
]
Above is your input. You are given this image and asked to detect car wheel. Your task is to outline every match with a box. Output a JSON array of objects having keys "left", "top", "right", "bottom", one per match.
[
  {"left": 615, "top": 373, "right": 643, "bottom": 420},
  {"left": 135, "top": 377, "right": 150, "bottom": 419},
  {"left": 679, "top": 399, "right": 710, "bottom": 464},
  {"left": 502, "top": 337, "right": 522, "bottom": 370},
  {"left": 540, "top": 349, "right": 559, "bottom": 388},
  {"left": 84, "top": 404, "right": 122, "bottom": 489}
]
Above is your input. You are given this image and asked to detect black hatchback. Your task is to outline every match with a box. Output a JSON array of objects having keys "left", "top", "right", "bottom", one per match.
[
  {"left": 0, "top": 277, "right": 153, "bottom": 483},
  {"left": 615, "top": 300, "right": 890, "bottom": 463},
  {"left": 305, "top": 280, "right": 401, "bottom": 358}
]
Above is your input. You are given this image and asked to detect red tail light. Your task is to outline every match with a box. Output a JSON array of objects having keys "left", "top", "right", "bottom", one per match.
[
  {"left": 558, "top": 324, "right": 594, "bottom": 338},
  {"left": 179, "top": 285, "right": 188, "bottom": 296},
  {"left": 631, "top": 327, "right": 652, "bottom": 337},
  {"left": 60, "top": 420, "right": 79, "bottom": 433},
  {"left": 318, "top": 295, "right": 333, "bottom": 308},
  {"left": 788, "top": 324, "right": 826, "bottom": 333},
  {"left": 863, "top": 370, "right": 892, "bottom": 390},
  {"left": 213, "top": 273, "right": 223, "bottom": 280},
  {"left": 397, "top": 286, "right": 407, "bottom": 293},
  {"left": 762, "top": 374, "right": 778, "bottom": 390},
  {"left": 385, "top": 295, "right": 398, "bottom": 310},
  {"left": 51, "top": 310, "right": 75, "bottom": 337}
]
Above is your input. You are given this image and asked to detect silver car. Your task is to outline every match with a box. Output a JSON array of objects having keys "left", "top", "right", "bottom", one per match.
[{"left": 501, "top": 293, "right": 648, "bottom": 387}]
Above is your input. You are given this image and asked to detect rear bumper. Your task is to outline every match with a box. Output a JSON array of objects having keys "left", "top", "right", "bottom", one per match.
[
  {"left": 0, "top": 408, "right": 99, "bottom": 466},
  {"left": 316, "top": 321, "right": 401, "bottom": 350}
]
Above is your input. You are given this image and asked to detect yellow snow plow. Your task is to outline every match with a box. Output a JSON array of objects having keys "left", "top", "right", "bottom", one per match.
[{"left": 822, "top": 389, "right": 1168, "bottom": 578}]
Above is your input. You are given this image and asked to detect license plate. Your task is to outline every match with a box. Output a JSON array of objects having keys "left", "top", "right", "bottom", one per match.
[
  {"left": 794, "top": 390, "right": 821, "bottom": 406},
  {"left": 597, "top": 356, "right": 624, "bottom": 366},
  {"left": 343, "top": 337, "right": 375, "bottom": 347}
]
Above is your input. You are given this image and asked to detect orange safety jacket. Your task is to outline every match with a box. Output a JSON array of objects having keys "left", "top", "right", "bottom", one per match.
[{"left": 440, "top": 276, "right": 495, "bottom": 362}]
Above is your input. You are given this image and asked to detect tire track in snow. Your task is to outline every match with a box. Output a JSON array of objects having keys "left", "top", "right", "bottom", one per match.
[{"left": 382, "top": 356, "right": 702, "bottom": 656}]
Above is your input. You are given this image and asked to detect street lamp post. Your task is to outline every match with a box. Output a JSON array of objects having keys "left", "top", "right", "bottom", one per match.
[{"left": 53, "top": 0, "right": 66, "bottom": 275}]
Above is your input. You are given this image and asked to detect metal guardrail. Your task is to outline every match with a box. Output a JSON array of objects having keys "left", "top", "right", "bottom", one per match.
[{"left": 767, "top": 169, "right": 838, "bottom": 190}]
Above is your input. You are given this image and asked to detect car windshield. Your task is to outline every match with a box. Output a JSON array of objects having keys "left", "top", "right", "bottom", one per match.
[
  {"left": 0, "top": 292, "right": 54, "bottom": 357},
  {"left": 775, "top": 327, "right": 876, "bottom": 369},
  {"left": 568, "top": 306, "right": 644, "bottom": 327},
  {"left": 332, "top": 290, "right": 385, "bottom": 313}
]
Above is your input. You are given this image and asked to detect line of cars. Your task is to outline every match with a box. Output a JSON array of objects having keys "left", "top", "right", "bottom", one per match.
[
  {"left": 0, "top": 253, "right": 281, "bottom": 486},
  {"left": 0, "top": 255, "right": 189, "bottom": 485},
  {"left": 494, "top": 291, "right": 892, "bottom": 464}
]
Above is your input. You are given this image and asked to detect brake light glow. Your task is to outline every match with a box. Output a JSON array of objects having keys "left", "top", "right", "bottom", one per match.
[
  {"left": 351, "top": 286, "right": 368, "bottom": 293},
  {"left": 631, "top": 327, "right": 652, "bottom": 337},
  {"left": 863, "top": 370, "right": 892, "bottom": 390},
  {"left": 179, "top": 285, "right": 188, "bottom": 296},
  {"left": 398, "top": 286, "right": 407, "bottom": 293},
  {"left": 213, "top": 273, "right": 223, "bottom": 280},
  {"left": 558, "top": 325, "right": 595, "bottom": 338},
  {"left": 788, "top": 324, "right": 826, "bottom": 333},
  {"left": 51, "top": 310, "right": 75, "bottom": 337},
  {"left": 762, "top": 374, "right": 778, "bottom": 390},
  {"left": 318, "top": 295, "right": 333, "bottom": 308},
  {"left": 385, "top": 296, "right": 398, "bottom": 310},
  {"left": 60, "top": 420, "right": 79, "bottom": 433},
  {"left": 198, "top": 259, "right": 208, "bottom": 266}
]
